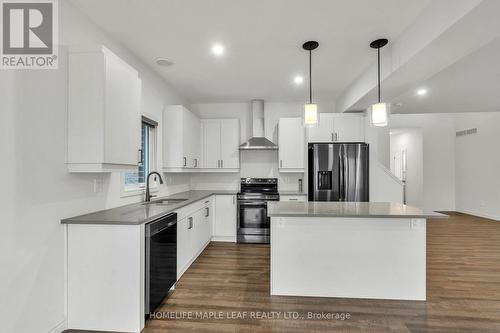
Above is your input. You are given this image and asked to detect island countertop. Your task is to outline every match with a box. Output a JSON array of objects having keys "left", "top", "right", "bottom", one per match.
[
  {"left": 61, "top": 190, "right": 237, "bottom": 225},
  {"left": 267, "top": 201, "right": 447, "bottom": 219}
]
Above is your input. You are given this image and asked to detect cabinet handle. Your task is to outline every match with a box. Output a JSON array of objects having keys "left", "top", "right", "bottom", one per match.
[
  {"left": 217, "top": 160, "right": 220, "bottom": 168},
  {"left": 331, "top": 132, "right": 334, "bottom": 141},
  {"left": 194, "top": 158, "right": 198, "bottom": 168},
  {"left": 289, "top": 198, "right": 298, "bottom": 201},
  {"left": 280, "top": 160, "right": 283, "bottom": 168},
  {"left": 205, "top": 207, "right": 209, "bottom": 217},
  {"left": 221, "top": 159, "right": 223, "bottom": 168},
  {"left": 188, "top": 217, "right": 193, "bottom": 229},
  {"left": 334, "top": 132, "right": 338, "bottom": 141},
  {"left": 233, "top": 196, "right": 235, "bottom": 205},
  {"left": 137, "top": 149, "right": 142, "bottom": 164},
  {"left": 183, "top": 157, "right": 187, "bottom": 167}
]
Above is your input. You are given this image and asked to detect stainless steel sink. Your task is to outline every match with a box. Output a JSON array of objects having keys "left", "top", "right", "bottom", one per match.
[{"left": 143, "top": 198, "right": 188, "bottom": 206}]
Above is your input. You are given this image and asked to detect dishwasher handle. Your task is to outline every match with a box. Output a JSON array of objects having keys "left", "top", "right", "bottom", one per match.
[{"left": 146, "top": 213, "right": 177, "bottom": 237}]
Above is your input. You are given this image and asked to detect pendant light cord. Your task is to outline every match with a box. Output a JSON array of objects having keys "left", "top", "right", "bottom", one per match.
[
  {"left": 309, "top": 49, "right": 312, "bottom": 104},
  {"left": 377, "top": 47, "right": 381, "bottom": 103}
]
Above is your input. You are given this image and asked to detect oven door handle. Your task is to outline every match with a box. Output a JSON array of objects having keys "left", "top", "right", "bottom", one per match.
[{"left": 238, "top": 201, "right": 267, "bottom": 206}]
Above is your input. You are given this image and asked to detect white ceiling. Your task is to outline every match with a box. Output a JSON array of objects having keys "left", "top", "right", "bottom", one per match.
[
  {"left": 394, "top": 35, "right": 500, "bottom": 114},
  {"left": 69, "top": 0, "right": 430, "bottom": 104}
]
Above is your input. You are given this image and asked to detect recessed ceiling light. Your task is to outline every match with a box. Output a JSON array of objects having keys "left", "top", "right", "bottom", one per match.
[
  {"left": 211, "top": 43, "right": 225, "bottom": 56},
  {"left": 417, "top": 88, "right": 428, "bottom": 96},
  {"left": 293, "top": 75, "right": 304, "bottom": 85},
  {"left": 155, "top": 57, "right": 173, "bottom": 67}
]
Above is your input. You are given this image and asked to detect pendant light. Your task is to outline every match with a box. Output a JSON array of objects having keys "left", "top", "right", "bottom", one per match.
[
  {"left": 303, "top": 41, "right": 319, "bottom": 127},
  {"left": 369, "top": 38, "right": 389, "bottom": 127}
]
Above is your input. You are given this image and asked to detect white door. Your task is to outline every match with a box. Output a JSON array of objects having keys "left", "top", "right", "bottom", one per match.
[
  {"left": 278, "top": 118, "right": 305, "bottom": 170},
  {"left": 307, "top": 113, "right": 335, "bottom": 142},
  {"left": 334, "top": 114, "right": 365, "bottom": 142},
  {"left": 214, "top": 195, "right": 236, "bottom": 240},
  {"left": 220, "top": 119, "right": 240, "bottom": 169},
  {"left": 201, "top": 120, "right": 221, "bottom": 168}
]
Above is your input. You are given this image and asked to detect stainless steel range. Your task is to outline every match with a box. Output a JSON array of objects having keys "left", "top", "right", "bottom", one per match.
[{"left": 237, "top": 178, "right": 279, "bottom": 244}]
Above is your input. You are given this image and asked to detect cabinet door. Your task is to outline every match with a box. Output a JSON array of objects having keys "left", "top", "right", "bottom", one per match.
[
  {"left": 214, "top": 195, "right": 236, "bottom": 239},
  {"left": 104, "top": 53, "right": 141, "bottom": 165},
  {"left": 183, "top": 109, "right": 201, "bottom": 168},
  {"left": 278, "top": 118, "right": 305, "bottom": 170},
  {"left": 333, "top": 114, "right": 365, "bottom": 142},
  {"left": 307, "top": 113, "right": 335, "bottom": 142},
  {"left": 177, "top": 216, "right": 192, "bottom": 276},
  {"left": 202, "top": 203, "right": 212, "bottom": 245},
  {"left": 220, "top": 119, "right": 240, "bottom": 169},
  {"left": 201, "top": 120, "right": 221, "bottom": 168},
  {"left": 192, "top": 210, "right": 205, "bottom": 255}
]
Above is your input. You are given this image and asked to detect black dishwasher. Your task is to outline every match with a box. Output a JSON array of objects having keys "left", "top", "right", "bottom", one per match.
[{"left": 145, "top": 212, "right": 177, "bottom": 316}]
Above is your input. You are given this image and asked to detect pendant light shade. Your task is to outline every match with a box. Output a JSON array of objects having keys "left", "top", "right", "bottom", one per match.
[
  {"left": 303, "top": 41, "right": 319, "bottom": 127},
  {"left": 304, "top": 103, "right": 318, "bottom": 125},
  {"left": 369, "top": 38, "right": 389, "bottom": 127},
  {"left": 371, "top": 102, "right": 390, "bottom": 127}
]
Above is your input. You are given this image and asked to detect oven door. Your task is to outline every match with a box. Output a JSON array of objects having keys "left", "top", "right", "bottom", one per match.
[{"left": 237, "top": 200, "right": 269, "bottom": 236}]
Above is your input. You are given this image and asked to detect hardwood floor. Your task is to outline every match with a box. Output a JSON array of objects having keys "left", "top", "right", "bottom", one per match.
[{"left": 68, "top": 213, "right": 500, "bottom": 333}]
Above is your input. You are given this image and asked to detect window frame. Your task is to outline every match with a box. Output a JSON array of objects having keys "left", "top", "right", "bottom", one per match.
[{"left": 121, "top": 116, "right": 159, "bottom": 197}]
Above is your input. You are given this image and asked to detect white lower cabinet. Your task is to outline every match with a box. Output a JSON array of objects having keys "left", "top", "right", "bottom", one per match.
[
  {"left": 280, "top": 195, "right": 307, "bottom": 202},
  {"left": 176, "top": 216, "right": 193, "bottom": 278},
  {"left": 213, "top": 195, "right": 237, "bottom": 242},
  {"left": 176, "top": 196, "right": 220, "bottom": 279}
]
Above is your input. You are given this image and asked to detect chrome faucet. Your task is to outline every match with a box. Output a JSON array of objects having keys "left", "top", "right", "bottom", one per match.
[{"left": 145, "top": 171, "right": 164, "bottom": 202}]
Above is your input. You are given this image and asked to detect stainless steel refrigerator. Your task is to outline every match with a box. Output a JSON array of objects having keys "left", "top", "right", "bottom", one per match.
[{"left": 308, "top": 143, "right": 369, "bottom": 202}]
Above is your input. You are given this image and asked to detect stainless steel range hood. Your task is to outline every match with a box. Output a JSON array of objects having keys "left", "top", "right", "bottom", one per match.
[{"left": 239, "top": 100, "right": 278, "bottom": 150}]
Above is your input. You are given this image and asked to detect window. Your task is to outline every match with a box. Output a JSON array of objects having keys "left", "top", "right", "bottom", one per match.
[{"left": 123, "top": 117, "right": 158, "bottom": 193}]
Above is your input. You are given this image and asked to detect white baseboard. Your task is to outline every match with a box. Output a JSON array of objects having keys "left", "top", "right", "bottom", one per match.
[
  {"left": 45, "top": 319, "right": 66, "bottom": 333},
  {"left": 211, "top": 236, "right": 236, "bottom": 242},
  {"left": 456, "top": 209, "right": 500, "bottom": 221}
]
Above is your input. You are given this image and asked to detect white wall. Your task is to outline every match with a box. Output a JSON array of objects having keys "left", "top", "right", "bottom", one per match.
[
  {"left": 454, "top": 112, "right": 500, "bottom": 220},
  {"left": 0, "top": 2, "right": 189, "bottom": 333},
  {"left": 391, "top": 114, "right": 456, "bottom": 211},
  {"left": 390, "top": 129, "right": 424, "bottom": 208}
]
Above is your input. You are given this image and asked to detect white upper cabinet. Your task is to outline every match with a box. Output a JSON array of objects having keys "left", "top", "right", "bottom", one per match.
[
  {"left": 163, "top": 105, "right": 201, "bottom": 170},
  {"left": 220, "top": 119, "right": 240, "bottom": 169},
  {"left": 201, "top": 120, "right": 221, "bottom": 169},
  {"left": 333, "top": 114, "right": 365, "bottom": 142},
  {"left": 278, "top": 117, "right": 305, "bottom": 172},
  {"left": 307, "top": 113, "right": 335, "bottom": 143},
  {"left": 201, "top": 119, "right": 240, "bottom": 170},
  {"left": 67, "top": 46, "right": 141, "bottom": 172},
  {"left": 307, "top": 113, "right": 365, "bottom": 143}
]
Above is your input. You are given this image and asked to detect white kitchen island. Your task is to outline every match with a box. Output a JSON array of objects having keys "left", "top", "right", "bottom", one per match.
[{"left": 267, "top": 202, "right": 447, "bottom": 301}]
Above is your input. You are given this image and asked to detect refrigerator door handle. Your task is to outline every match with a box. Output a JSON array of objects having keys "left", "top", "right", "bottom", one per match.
[
  {"left": 339, "top": 147, "right": 344, "bottom": 201},
  {"left": 343, "top": 147, "right": 349, "bottom": 202}
]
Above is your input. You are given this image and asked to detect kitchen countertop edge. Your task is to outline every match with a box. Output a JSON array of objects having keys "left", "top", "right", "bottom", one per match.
[{"left": 61, "top": 190, "right": 237, "bottom": 226}]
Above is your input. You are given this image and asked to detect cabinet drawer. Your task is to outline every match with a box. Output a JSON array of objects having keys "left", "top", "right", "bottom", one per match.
[
  {"left": 280, "top": 195, "right": 307, "bottom": 202},
  {"left": 175, "top": 196, "right": 212, "bottom": 220}
]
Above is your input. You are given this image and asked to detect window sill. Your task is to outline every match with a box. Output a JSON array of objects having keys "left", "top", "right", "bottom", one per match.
[{"left": 120, "top": 186, "right": 159, "bottom": 198}]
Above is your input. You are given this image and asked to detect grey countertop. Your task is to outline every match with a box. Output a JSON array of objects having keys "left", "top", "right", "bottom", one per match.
[
  {"left": 267, "top": 201, "right": 448, "bottom": 219},
  {"left": 61, "top": 190, "right": 236, "bottom": 225}
]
